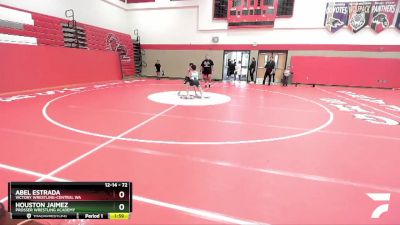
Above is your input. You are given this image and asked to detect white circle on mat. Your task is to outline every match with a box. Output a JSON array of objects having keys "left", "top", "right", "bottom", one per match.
[
  {"left": 42, "top": 84, "right": 334, "bottom": 145},
  {"left": 147, "top": 91, "right": 231, "bottom": 106}
]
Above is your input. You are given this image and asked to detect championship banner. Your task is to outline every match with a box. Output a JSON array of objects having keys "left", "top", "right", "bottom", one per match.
[
  {"left": 324, "top": 2, "right": 349, "bottom": 33},
  {"left": 369, "top": 1, "right": 397, "bottom": 33},
  {"left": 396, "top": 10, "right": 400, "bottom": 30},
  {"left": 348, "top": 2, "right": 372, "bottom": 33}
]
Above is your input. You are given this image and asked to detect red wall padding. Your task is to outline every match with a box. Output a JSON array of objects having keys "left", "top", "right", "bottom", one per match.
[
  {"left": 291, "top": 56, "right": 400, "bottom": 89},
  {"left": 0, "top": 4, "right": 134, "bottom": 76},
  {"left": 0, "top": 43, "right": 122, "bottom": 93}
]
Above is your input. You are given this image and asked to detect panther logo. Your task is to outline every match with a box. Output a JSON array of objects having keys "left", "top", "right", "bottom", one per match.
[
  {"left": 350, "top": 11, "right": 366, "bottom": 31},
  {"left": 371, "top": 13, "right": 389, "bottom": 30},
  {"left": 106, "top": 33, "right": 130, "bottom": 61},
  {"left": 326, "top": 18, "right": 344, "bottom": 28}
]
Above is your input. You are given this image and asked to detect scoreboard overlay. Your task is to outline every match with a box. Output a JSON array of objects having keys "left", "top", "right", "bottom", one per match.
[{"left": 8, "top": 182, "right": 132, "bottom": 220}]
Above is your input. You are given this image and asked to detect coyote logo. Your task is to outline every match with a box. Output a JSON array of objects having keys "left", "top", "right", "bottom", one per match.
[{"left": 326, "top": 18, "right": 344, "bottom": 28}]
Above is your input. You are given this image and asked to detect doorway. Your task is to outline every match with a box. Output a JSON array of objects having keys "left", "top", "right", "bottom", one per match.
[
  {"left": 256, "top": 51, "right": 288, "bottom": 84},
  {"left": 222, "top": 51, "right": 250, "bottom": 81}
]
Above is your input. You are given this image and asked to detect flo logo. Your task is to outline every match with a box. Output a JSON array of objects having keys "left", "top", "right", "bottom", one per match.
[{"left": 367, "top": 193, "right": 391, "bottom": 219}]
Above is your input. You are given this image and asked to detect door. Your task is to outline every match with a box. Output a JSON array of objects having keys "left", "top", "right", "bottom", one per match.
[
  {"left": 257, "top": 51, "right": 288, "bottom": 84},
  {"left": 222, "top": 50, "right": 250, "bottom": 81}
]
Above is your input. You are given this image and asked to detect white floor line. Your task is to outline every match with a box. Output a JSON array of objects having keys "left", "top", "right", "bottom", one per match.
[
  {"left": 42, "top": 83, "right": 334, "bottom": 145},
  {"left": 228, "top": 103, "right": 321, "bottom": 113},
  {"left": 36, "top": 104, "right": 177, "bottom": 182},
  {"left": 0, "top": 164, "right": 67, "bottom": 182},
  {"left": 0, "top": 164, "right": 266, "bottom": 224},
  {"left": 318, "top": 129, "right": 400, "bottom": 141},
  {"left": 110, "top": 146, "right": 400, "bottom": 194},
  {"left": 317, "top": 88, "right": 400, "bottom": 120},
  {"left": 0, "top": 163, "right": 68, "bottom": 204},
  {"left": 22, "top": 109, "right": 400, "bottom": 143},
  {"left": 132, "top": 195, "right": 266, "bottom": 225},
  {"left": 2, "top": 128, "right": 399, "bottom": 193},
  {"left": 1, "top": 99, "right": 268, "bottom": 222},
  {"left": 86, "top": 107, "right": 313, "bottom": 131},
  {"left": 3, "top": 128, "right": 400, "bottom": 194}
]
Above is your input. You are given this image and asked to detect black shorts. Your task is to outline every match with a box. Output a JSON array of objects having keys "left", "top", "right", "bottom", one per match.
[
  {"left": 202, "top": 68, "right": 212, "bottom": 75},
  {"left": 184, "top": 76, "right": 191, "bottom": 84},
  {"left": 184, "top": 77, "right": 199, "bottom": 87},
  {"left": 189, "top": 79, "right": 200, "bottom": 87}
]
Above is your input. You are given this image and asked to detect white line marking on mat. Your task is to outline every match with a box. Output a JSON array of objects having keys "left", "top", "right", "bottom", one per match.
[
  {"left": 2, "top": 128, "right": 399, "bottom": 196},
  {"left": 42, "top": 87, "right": 334, "bottom": 145},
  {"left": 110, "top": 147, "right": 400, "bottom": 194},
  {"left": 317, "top": 88, "right": 400, "bottom": 120},
  {"left": 37, "top": 104, "right": 177, "bottom": 182},
  {"left": 0, "top": 165, "right": 266, "bottom": 224},
  {"left": 0, "top": 164, "right": 67, "bottom": 182}
]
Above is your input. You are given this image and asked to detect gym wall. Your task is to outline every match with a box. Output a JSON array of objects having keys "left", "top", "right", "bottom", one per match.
[
  {"left": 0, "top": 43, "right": 122, "bottom": 93},
  {"left": 141, "top": 50, "right": 224, "bottom": 79},
  {"left": 0, "top": 4, "right": 135, "bottom": 76},
  {"left": 287, "top": 50, "right": 400, "bottom": 66},
  {"left": 130, "top": 0, "right": 400, "bottom": 88},
  {"left": 291, "top": 56, "right": 400, "bottom": 88},
  {"left": 127, "top": 0, "right": 400, "bottom": 45},
  {"left": 1, "top": 0, "right": 129, "bottom": 34}
]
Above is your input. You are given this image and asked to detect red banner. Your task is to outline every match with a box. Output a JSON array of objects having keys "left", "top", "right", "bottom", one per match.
[{"left": 369, "top": 1, "right": 397, "bottom": 33}]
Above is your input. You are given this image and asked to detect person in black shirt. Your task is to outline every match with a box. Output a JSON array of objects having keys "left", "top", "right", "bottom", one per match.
[
  {"left": 201, "top": 55, "right": 214, "bottom": 88},
  {"left": 228, "top": 59, "right": 236, "bottom": 80},
  {"left": 227, "top": 59, "right": 232, "bottom": 79},
  {"left": 263, "top": 56, "right": 275, "bottom": 85},
  {"left": 155, "top": 60, "right": 161, "bottom": 80},
  {"left": 248, "top": 57, "right": 256, "bottom": 83}
]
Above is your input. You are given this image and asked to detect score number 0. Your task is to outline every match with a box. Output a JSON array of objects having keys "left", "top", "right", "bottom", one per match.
[{"left": 118, "top": 191, "right": 126, "bottom": 211}]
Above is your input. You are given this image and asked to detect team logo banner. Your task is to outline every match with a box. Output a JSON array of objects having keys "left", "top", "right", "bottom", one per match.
[
  {"left": 324, "top": 2, "right": 349, "bottom": 33},
  {"left": 396, "top": 11, "right": 400, "bottom": 30},
  {"left": 369, "top": 1, "right": 397, "bottom": 33},
  {"left": 348, "top": 2, "right": 372, "bottom": 33}
]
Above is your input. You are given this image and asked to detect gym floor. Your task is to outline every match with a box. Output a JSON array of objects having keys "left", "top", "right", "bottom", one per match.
[{"left": 1, "top": 79, "right": 399, "bottom": 224}]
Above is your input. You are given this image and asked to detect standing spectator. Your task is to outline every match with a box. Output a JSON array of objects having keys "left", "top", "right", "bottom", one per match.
[
  {"left": 235, "top": 60, "right": 242, "bottom": 81},
  {"left": 263, "top": 56, "right": 275, "bottom": 85},
  {"left": 228, "top": 59, "right": 236, "bottom": 80},
  {"left": 201, "top": 55, "right": 214, "bottom": 88},
  {"left": 282, "top": 66, "right": 292, "bottom": 86},
  {"left": 271, "top": 68, "right": 276, "bottom": 84},
  {"left": 227, "top": 59, "right": 232, "bottom": 79},
  {"left": 154, "top": 60, "right": 161, "bottom": 80},
  {"left": 248, "top": 57, "right": 256, "bottom": 83}
]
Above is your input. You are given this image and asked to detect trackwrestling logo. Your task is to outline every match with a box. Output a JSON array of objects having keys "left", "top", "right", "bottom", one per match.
[{"left": 367, "top": 193, "right": 391, "bottom": 219}]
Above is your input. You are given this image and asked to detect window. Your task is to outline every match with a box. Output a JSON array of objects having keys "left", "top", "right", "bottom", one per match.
[
  {"left": 264, "top": 0, "right": 274, "bottom": 6},
  {"left": 214, "top": 0, "right": 228, "bottom": 19},
  {"left": 233, "top": 0, "right": 241, "bottom": 7},
  {"left": 277, "top": 0, "right": 294, "bottom": 17}
]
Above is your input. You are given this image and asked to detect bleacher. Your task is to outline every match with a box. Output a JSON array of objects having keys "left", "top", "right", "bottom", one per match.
[{"left": 0, "top": 4, "right": 134, "bottom": 76}]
